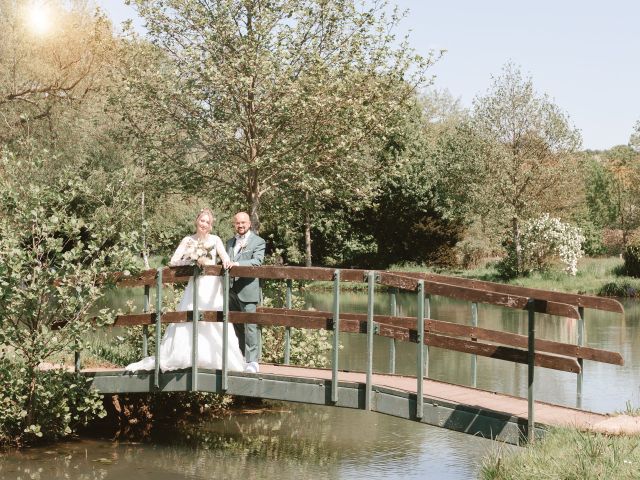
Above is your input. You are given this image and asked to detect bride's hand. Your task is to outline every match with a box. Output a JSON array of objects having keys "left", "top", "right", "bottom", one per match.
[
  {"left": 222, "top": 259, "right": 234, "bottom": 270},
  {"left": 197, "top": 257, "right": 208, "bottom": 267}
]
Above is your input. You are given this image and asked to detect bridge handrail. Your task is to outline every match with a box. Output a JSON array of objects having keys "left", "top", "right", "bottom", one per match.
[
  {"left": 114, "top": 265, "right": 585, "bottom": 319},
  {"left": 93, "top": 265, "right": 624, "bottom": 441},
  {"left": 392, "top": 271, "right": 624, "bottom": 314},
  {"left": 111, "top": 307, "right": 622, "bottom": 367}
]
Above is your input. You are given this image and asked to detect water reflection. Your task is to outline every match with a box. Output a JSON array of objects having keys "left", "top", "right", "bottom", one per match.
[{"left": 0, "top": 404, "right": 500, "bottom": 480}]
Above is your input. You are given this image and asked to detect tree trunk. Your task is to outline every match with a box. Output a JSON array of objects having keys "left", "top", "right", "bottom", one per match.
[
  {"left": 248, "top": 168, "right": 261, "bottom": 233},
  {"left": 512, "top": 217, "right": 522, "bottom": 275},
  {"left": 305, "top": 209, "right": 312, "bottom": 267},
  {"left": 141, "top": 190, "right": 149, "bottom": 268}
]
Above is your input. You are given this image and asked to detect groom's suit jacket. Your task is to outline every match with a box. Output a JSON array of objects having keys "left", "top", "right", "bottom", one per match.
[{"left": 226, "top": 231, "right": 266, "bottom": 303}]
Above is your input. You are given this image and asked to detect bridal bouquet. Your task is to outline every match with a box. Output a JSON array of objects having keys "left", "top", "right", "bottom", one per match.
[{"left": 182, "top": 238, "right": 215, "bottom": 264}]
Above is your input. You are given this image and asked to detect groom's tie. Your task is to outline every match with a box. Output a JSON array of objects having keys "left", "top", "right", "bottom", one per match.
[{"left": 233, "top": 234, "right": 247, "bottom": 259}]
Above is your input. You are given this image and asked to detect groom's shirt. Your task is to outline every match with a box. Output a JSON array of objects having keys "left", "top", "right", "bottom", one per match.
[{"left": 233, "top": 230, "right": 252, "bottom": 258}]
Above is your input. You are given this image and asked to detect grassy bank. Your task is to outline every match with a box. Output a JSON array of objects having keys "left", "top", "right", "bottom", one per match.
[
  {"left": 481, "top": 427, "right": 640, "bottom": 479},
  {"left": 393, "top": 256, "right": 640, "bottom": 297}
]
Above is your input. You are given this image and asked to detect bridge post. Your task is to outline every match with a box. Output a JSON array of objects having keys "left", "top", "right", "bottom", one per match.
[
  {"left": 527, "top": 298, "right": 536, "bottom": 442},
  {"left": 416, "top": 280, "right": 425, "bottom": 420},
  {"left": 424, "top": 293, "right": 430, "bottom": 379},
  {"left": 154, "top": 268, "right": 163, "bottom": 389},
  {"left": 222, "top": 268, "right": 230, "bottom": 391},
  {"left": 365, "top": 270, "right": 375, "bottom": 411},
  {"left": 284, "top": 279, "right": 292, "bottom": 365},
  {"left": 577, "top": 306, "right": 584, "bottom": 409},
  {"left": 389, "top": 288, "right": 397, "bottom": 374},
  {"left": 471, "top": 302, "right": 478, "bottom": 388},
  {"left": 142, "top": 285, "right": 150, "bottom": 357},
  {"left": 331, "top": 269, "right": 341, "bottom": 403},
  {"left": 191, "top": 266, "right": 200, "bottom": 391}
]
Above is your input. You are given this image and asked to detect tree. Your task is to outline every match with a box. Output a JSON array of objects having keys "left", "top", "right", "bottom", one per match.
[
  {"left": 301, "top": 91, "right": 469, "bottom": 268},
  {"left": 631, "top": 120, "right": 640, "bottom": 150},
  {"left": 601, "top": 145, "right": 640, "bottom": 246},
  {"left": 0, "top": 0, "right": 116, "bottom": 149},
  {"left": 469, "top": 63, "right": 582, "bottom": 275},
  {"left": 119, "top": 0, "right": 435, "bottom": 243}
]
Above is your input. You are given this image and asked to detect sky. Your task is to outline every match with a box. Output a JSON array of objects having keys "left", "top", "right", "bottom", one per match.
[{"left": 96, "top": 0, "right": 640, "bottom": 150}]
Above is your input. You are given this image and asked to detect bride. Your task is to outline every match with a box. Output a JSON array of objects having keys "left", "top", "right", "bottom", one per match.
[{"left": 125, "top": 208, "right": 246, "bottom": 373}]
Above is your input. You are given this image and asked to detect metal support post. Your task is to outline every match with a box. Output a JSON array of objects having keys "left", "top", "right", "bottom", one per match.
[
  {"left": 365, "top": 271, "right": 375, "bottom": 411},
  {"left": 154, "top": 268, "right": 163, "bottom": 389},
  {"left": 577, "top": 306, "right": 584, "bottom": 409},
  {"left": 142, "top": 285, "right": 150, "bottom": 357},
  {"left": 471, "top": 302, "right": 478, "bottom": 388},
  {"left": 389, "top": 288, "right": 397, "bottom": 374},
  {"left": 222, "top": 269, "right": 230, "bottom": 390},
  {"left": 424, "top": 294, "right": 431, "bottom": 378},
  {"left": 527, "top": 298, "right": 536, "bottom": 443},
  {"left": 191, "top": 267, "right": 200, "bottom": 391},
  {"left": 416, "top": 280, "right": 425, "bottom": 420},
  {"left": 284, "top": 279, "right": 292, "bottom": 365},
  {"left": 331, "top": 270, "right": 341, "bottom": 403}
]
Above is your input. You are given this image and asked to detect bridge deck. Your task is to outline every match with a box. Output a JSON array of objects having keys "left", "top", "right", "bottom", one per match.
[{"left": 79, "top": 363, "right": 640, "bottom": 444}]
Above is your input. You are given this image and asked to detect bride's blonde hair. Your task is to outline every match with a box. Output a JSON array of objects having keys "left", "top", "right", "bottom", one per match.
[{"left": 194, "top": 208, "right": 215, "bottom": 231}]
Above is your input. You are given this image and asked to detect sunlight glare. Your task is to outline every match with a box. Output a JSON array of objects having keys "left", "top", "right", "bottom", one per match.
[{"left": 28, "top": 3, "right": 52, "bottom": 35}]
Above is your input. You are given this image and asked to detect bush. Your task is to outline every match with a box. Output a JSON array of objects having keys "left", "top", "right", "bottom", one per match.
[
  {"left": 497, "top": 214, "right": 584, "bottom": 278},
  {"left": 0, "top": 361, "right": 105, "bottom": 447},
  {"left": 0, "top": 147, "right": 140, "bottom": 447},
  {"left": 623, "top": 242, "right": 640, "bottom": 277}
]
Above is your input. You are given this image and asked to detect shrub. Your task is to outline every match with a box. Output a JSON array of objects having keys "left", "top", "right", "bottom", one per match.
[
  {"left": 0, "top": 361, "right": 105, "bottom": 447},
  {"left": 497, "top": 214, "right": 585, "bottom": 278},
  {"left": 0, "top": 147, "right": 140, "bottom": 446},
  {"left": 623, "top": 242, "right": 640, "bottom": 277}
]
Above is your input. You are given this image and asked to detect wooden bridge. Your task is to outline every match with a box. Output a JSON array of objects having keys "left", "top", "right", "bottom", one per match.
[{"left": 76, "top": 265, "right": 631, "bottom": 445}]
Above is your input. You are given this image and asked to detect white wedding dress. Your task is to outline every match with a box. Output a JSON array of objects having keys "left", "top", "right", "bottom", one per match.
[{"left": 125, "top": 234, "right": 246, "bottom": 373}]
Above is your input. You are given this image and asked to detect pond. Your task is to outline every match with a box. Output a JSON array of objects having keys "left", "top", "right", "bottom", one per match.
[{"left": 2, "top": 289, "right": 637, "bottom": 479}]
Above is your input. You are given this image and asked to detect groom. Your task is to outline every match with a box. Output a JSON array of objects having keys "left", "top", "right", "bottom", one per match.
[{"left": 227, "top": 211, "right": 266, "bottom": 373}]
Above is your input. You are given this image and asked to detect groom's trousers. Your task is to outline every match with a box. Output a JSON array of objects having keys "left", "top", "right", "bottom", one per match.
[{"left": 229, "top": 292, "right": 261, "bottom": 363}]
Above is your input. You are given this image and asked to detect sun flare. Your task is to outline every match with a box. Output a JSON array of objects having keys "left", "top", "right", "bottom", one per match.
[{"left": 28, "top": 3, "right": 52, "bottom": 35}]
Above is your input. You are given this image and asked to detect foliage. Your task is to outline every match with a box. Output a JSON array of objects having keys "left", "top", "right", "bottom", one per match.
[
  {"left": 0, "top": 1, "right": 118, "bottom": 150},
  {"left": 468, "top": 63, "right": 582, "bottom": 275},
  {"left": 0, "top": 147, "right": 141, "bottom": 446},
  {"left": 117, "top": 0, "right": 436, "bottom": 259},
  {"left": 293, "top": 90, "right": 469, "bottom": 269},
  {"left": 0, "top": 361, "right": 106, "bottom": 447},
  {"left": 497, "top": 214, "right": 584, "bottom": 278},
  {"left": 0, "top": 147, "right": 141, "bottom": 365},
  {"left": 622, "top": 240, "right": 640, "bottom": 278},
  {"left": 481, "top": 427, "right": 640, "bottom": 480},
  {"left": 261, "top": 280, "right": 332, "bottom": 367},
  {"left": 631, "top": 119, "right": 640, "bottom": 150},
  {"left": 598, "top": 146, "right": 640, "bottom": 247},
  {"left": 583, "top": 156, "right": 618, "bottom": 229}
]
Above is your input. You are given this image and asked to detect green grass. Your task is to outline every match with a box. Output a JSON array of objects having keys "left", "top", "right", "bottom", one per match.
[
  {"left": 391, "top": 257, "right": 640, "bottom": 297},
  {"left": 481, "top": 427, "right": 640, "bottom": 479}
]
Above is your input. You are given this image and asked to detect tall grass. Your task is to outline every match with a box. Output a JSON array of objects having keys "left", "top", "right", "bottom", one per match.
[{"left": 481, "top": 427, "right": 640, "bottom": 479}]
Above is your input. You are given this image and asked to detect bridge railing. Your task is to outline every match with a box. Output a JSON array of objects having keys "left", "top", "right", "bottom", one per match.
[{"left": 105, "top": 265, "right": 623, "bottom": 442}]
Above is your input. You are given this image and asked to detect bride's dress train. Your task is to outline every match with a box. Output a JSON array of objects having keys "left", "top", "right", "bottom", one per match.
[{"left": 125, "top": 234, "right": 245, "bottom": 373}]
